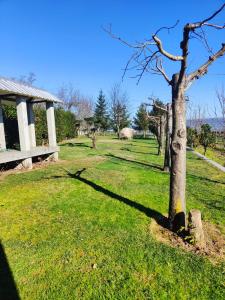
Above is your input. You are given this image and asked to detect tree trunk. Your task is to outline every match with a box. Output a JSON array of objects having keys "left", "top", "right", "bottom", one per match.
[
  {"left": 157, "top": 124, "right": 161, "bottom": 155},
  {"left": 92, "top": 133, "right": 96, "bottom": 149},
  {"left": 169, "top": 74, "right": 187, "bottom": 232},
  {"left": 164, "top": 104, "right": 172, "bottom": 172},
  {"left": 204, "top": 146, "right": 207, "bottom": 156},
  {"left": 117, "top": 124, "right": 121, "bottom": 139},
  {"left": 143, "top": 130, "right": 146, "bottom": 139},
  {"left": 159, "top": 115, "right": 166, "bottom": 156}
]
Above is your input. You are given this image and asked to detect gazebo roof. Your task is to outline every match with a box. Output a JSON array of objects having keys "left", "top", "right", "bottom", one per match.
[{"left": 0, "top": 77, "right": 62, "bottom": 103}]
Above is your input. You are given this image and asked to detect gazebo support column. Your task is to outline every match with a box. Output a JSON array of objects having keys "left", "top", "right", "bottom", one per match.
[
  {"left": 0, "top": 102, "right": 6, "bottom": 151},
  {"left": 16, "top": 98, "right": 32, "bottom": 169},
  {"left": 27, "top": 102, "right": 36, "bottom": 148},
  {"left": 46, "top": 102, "right": 58, "bottom": 161}
]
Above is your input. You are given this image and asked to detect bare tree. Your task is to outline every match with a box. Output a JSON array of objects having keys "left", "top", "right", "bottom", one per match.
[
  {"left": 146, "top": 99, "right": 167, "bottom": 156},
  {"left": 58, "top": 84, "right": 94, "bottom": 135},
  {"left": 216, "top": 86, "right": 225, "bottom": 147},
  {"left": 105, "top": 4, "right": 225, "bottom": 231},
  {"left": 110, "top": 83, "right": 130, "bottom": 138},
  {"left": 57, "top": 84, "right": 80, "bottom": 111},
  {"left": 146, "top": 99, "right": 171, "bottom": 169},
  {"left": 11, "top": 72, "right": 36, "bottom": 86}
]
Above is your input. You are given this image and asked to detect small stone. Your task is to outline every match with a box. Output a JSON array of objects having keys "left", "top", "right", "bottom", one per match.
[{"left": 92, "top": 263, "right": 97, "bottom": 269}]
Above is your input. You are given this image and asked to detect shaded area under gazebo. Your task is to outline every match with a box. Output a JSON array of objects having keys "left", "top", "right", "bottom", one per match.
[{"left": 0, "top": 77, "right": 62, "bottom": 169}]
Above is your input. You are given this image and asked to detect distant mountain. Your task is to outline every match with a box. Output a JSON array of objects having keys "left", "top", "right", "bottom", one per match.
[{"left": 187, "top": 118, "right": 224, "bottom": 131}]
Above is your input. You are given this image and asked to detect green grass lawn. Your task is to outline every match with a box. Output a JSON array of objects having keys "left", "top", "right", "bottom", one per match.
[
  {"left": 195, "top": 145, "right": 225, "bottom": 167},
  {"left": 0, "top": 136, "right": 225, "bottom": 300}
]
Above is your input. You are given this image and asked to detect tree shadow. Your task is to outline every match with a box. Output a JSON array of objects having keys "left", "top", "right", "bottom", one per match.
[
  {"left": 131, "top": 143, "right": 158, "bottom": 149},
  {"left": 105, "top": 153, "right": 163, "bottom": 171},
  {"left": 52, "top": 168, "right": 168, "bottom": 228},
  {"left": 61, "top": 142, "right": 90, "bottom": 148},
  {"left": 133, "top": 137, "right": 155, "bottom": 141},
  {"left": 0, "top": 243, "right": 20, "bottom": 300},
  {"left": 120, "top": 147, "right": 158, "bottom": 156},
  {"left": 204, "top": 200, "right": 225, "bottom": 212},
  {"left": 187, "top": 173, "right": 225, "bottom": 185}
]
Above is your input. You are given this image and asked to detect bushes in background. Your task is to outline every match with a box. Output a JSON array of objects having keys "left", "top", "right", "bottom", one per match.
[{"left": 2, "top": 104, "right": 77, "bottom": 149}]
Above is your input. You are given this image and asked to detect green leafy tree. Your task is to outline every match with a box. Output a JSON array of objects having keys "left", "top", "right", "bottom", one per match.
[
  {"left": 199, "top": 124, "right": 216, "bottom": 155},
  {"left": 187, "top": 127, "right": 199, "bottom": 148},
  {"left": 94, "top": 90, "right": 109, "bottom": 132},
  {"left": 133, "top": 103, "right": 149, "bottom": 138}
]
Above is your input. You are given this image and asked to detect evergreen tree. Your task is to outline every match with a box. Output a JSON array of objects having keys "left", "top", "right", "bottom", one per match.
[
  {"left": 133, "top": 103, "right": 149, "bottom": 138},
  {"left": 199, "top": 124, "right": 216, "bottom": 155},
  {"left": 94, "top": 90, "right": 109, "bottom": 131}
]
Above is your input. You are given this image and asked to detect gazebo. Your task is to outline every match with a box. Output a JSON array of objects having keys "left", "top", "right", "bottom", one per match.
[{"left": 0, "top": 77, "right": 62, "bottom": 169}]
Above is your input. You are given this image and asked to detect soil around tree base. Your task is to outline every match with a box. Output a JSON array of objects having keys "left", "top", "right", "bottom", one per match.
[{"left": 150, "top": 219, "right": 225, "bottom": 264}]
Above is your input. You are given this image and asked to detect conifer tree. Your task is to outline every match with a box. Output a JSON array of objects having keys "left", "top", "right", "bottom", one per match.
[
  {"left": 133, "top": 103, "right": 149, "bottom": 138},
  {"left": 94, "top": 90, "right": 109, "bottom": 132}
]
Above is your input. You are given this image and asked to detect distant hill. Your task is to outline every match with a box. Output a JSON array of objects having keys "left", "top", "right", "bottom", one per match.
[{"left": 187, "top": 118, "right": 224, "bottom": 132}]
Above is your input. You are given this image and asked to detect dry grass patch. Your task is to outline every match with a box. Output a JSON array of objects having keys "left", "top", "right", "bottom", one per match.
[{"left": 150, "top": 219, "right": 225, "bottom": 264}]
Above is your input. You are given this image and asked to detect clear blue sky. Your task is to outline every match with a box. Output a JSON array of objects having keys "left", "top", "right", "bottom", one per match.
[{"left": 0, "top": 0, "right": 224, "bottom": 117}]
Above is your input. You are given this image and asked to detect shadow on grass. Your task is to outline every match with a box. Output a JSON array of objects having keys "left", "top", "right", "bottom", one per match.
[
  {"left": 204, "top": 200, "right": 225, "bottom": 212},
  {"left": 53, "top": 168, "right": 168, "bottom": 228},
  {"left": 187, "top": 173, "right": 225, "bottom": 185},
  {"left": 133, "top": 136, "right": 155, "bottom": 141},
  {"left": 120, "top": 147, "right": 158, "bottom": 156},
  {"left": 0, "top": 243, "right": 20, "bottom": 300},
  {"left": 61, "top": 142, "right": 90, "bottom": 148},
  {"left": 106, "top": 154, "right": 163, "bottom": 171}
]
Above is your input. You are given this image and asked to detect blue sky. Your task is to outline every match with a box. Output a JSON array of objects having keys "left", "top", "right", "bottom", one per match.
[{"left": 0, "top": 0, "right": 224, "bottom": 117}]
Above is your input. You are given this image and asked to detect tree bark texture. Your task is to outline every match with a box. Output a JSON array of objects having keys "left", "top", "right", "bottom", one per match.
[
  {"left": 164, "top": 104, "right": 172, "bottom": 172},
  {"left": 158, "top": 114, "right": 165, "bottom": 155},
  {"left": 169, "top": 74, "right": 187, "bottom": 231}
]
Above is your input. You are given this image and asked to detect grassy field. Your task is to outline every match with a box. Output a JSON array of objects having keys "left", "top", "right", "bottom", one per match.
[
  {"left": 195, "top": 145, "right": 225, "bottom": 167},
  {"left": 0, "top": 136, "right": 225, "bottom": 300}
]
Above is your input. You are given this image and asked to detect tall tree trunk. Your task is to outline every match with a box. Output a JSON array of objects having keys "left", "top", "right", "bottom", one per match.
[
  {"left": 169, "top": 74, "right": 186, "bottom": 232},
  {"left": 157, "top": 123, "right": 161, "bottom": 155},
  {"left": 159, "top": 114, "right": 166, "bottom": 156},
  {"left": 164, "top": 104, "right": 172, "bottom": 172}
]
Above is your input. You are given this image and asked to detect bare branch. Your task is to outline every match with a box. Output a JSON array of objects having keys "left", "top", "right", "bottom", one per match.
[
  {"left": 154, "top": 20, "right": 179, "bottom": 36},
  {"left": 203, "top": 23, "right": 225, "bottom": 29},
  {"left": 102, "top": 25, "right": 155, "bottom": 49},
  {"left": 155, "top": 58, "right": 172, "bottom": 85},
  {"left": 147, "top": 115, "right": 160, "bottom": 124},
  {"left": 152, "top": 35, "right": 184, "bottom": 61},
  {"left": 147, "top": 97, "right": 168, "bottom": 112},
  {"left": 186, "top": 3, "right": 225, "bottom": 30},
  {"left": 187, "top": 43, "right": 225, "bottom": 82}
]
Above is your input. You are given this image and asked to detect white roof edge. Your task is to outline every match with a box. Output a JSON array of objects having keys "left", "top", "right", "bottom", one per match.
[{"left": 0, "top": 76, "right": 63, "bottom": 103}]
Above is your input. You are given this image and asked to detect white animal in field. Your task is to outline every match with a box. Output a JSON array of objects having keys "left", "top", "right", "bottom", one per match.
[{"left": 120, "top": 128, "right": 134, "bottom": 139}]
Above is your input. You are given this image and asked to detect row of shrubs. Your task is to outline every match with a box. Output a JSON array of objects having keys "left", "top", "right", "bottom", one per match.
[
  {"left": 187, "top": 124, "right": 216, "bottom": 155},
  {"left": 2, "top": 104, "right": 78, "bottom": 149}
]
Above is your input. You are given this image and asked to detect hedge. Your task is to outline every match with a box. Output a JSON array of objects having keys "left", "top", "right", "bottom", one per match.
[{"left": 2, "top": 104, "right": 77, "bottom": 149}]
